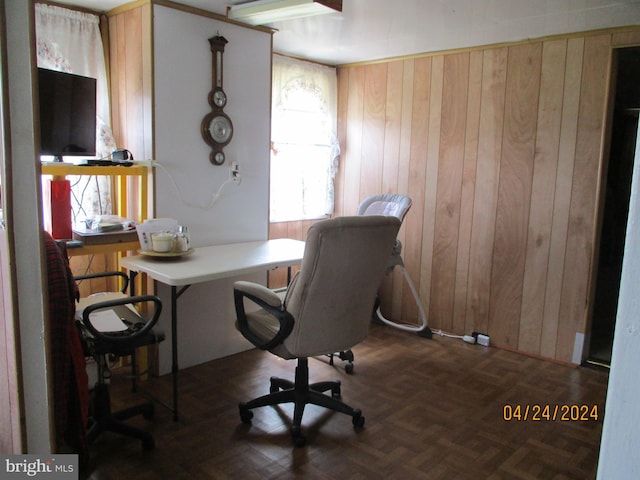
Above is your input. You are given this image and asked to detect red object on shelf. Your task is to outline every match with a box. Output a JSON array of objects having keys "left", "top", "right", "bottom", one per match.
[{"left": 44, "top": 178, "right": 72, "bottom": 239}]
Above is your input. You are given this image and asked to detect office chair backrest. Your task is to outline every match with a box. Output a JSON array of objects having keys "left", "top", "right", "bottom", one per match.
[
  {"left": 357, "top": 193, "right": 412, "bottom": 222},
  {"left": 282, "top": 215, "right": 401, "bottom": 357}
]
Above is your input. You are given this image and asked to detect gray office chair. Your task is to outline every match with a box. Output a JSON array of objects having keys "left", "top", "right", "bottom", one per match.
[
  {"left": 233, "top": 215, "right": 401, "bottom": 446},
  {"left": 328, "top": 195, "right": 431, "bottom": 373}
]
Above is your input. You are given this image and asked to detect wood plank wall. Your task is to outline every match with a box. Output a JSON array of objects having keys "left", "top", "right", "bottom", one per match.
[
  {"left": 108, "top": 3, "right": 153, "bottom": 163},
  {"left": 271, "top": 28, "right": 640, "bottom": 364}
]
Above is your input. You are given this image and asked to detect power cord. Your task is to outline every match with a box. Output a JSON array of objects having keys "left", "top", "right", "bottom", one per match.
[
  {"left": 431, "top": 328, "right": 478, "bottom": 345},
  {"left": 151, "top": 160, "right": 240, "bottom": 210}
]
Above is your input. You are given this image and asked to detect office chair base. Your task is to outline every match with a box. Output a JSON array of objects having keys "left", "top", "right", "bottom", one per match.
[
  {"left": 88, "top": 383, "right": 156, "bottom": 451},
  {"left": 238, "top": 358, "right": 364, "bottom": 446}
]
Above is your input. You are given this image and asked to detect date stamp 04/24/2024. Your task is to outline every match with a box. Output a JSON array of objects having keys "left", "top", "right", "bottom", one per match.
[{"left": 502, "top": 404, "right": 600, "bottom": 422}]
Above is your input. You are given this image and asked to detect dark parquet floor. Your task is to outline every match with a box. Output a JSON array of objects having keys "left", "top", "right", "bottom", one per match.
[{"left": 84, "top": 323, "right": 608, "bottom": 479}]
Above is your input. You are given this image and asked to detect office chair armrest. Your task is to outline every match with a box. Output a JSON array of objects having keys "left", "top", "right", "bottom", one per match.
[
  {"left": 81, "top": 295, "right": 162, "bottom": 344},
  {"left": 234, "top": 281, "right": 283, "bottom": 307},
  {"left": 234, "top": 281, "right": 294, "bottom": 351},
  {"left": 74, "top": 271, "right": 129, "bottom": 294}
]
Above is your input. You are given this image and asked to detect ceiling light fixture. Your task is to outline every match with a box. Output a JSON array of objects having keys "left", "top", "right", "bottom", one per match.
[{"left": 228, "top": 0, "right": 342, "bottom": 26}]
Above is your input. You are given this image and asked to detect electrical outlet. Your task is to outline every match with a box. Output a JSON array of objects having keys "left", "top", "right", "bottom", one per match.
[
  {"left": 230, "top": 162, "right": 240, "bottom": 181},
  {"left": 472, "top": 331, "right": 490, "bottom": 347}
]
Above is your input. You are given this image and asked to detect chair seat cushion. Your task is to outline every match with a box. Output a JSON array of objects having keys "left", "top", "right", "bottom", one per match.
[{"left": 75, "top": 291, "right": 129, "bottom": 322}]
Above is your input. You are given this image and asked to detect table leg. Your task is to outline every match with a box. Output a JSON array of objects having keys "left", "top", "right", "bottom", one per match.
[
  {"left": 130, "top": 270, "right": 180, "bottom": 421},
  {"left": 129, "top": 270, "right": 138, "bottom": 295},
  {"left": 171, "top": 285, "right": 179, "bottom": 421},
  {"left": 170, "top": 283, "right": 191, "bottom": 422}
]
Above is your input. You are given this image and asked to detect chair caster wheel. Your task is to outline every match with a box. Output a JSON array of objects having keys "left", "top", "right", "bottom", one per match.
[
  {"left": 239, "top": 404, "right": 253, "bottom": 424},
  {"left": 345, "top": 362, "right": 354, "bottom": 374},
  {"left": 269, "top": 377, "right": 282, "bottom": 394},
  {"left": 331, "top": 383, "right": 341, "bottom": 398},
  {"left": 291, "top": 426, "right": 306, "bottom": 447},
  {"left": 352, "top": 409, "right": 365, "bottom": 429}
]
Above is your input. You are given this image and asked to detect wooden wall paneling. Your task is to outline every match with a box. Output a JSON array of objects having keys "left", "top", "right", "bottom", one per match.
[
  {"left": 70, "top": 255, "right": 109, "bottom": 296},
  {"left": 382, "top": 61, "right": 404, "bottom": 195},
  {"left": 540, "top": 38, "right": 584, "bottom": 359},
  {"left": 394, "top": 60, "right": 417, "bottom": 321},
  {"left": 556, "top": 34, "right": 612, "bottom": 363},
  {"left": 612, "top": 30, "right": 640, "bottom": 47},
  {"left": 109, "top": 6, "right": 150, "bottom": 160},
  {"left": 359, "top": 63, "right": 388, "bottom": 202},
  {"left": 457, "top": 50, "right": 482, "bottom": 335},
  {"left": 108, "top": 12, "right": 125, "bottom": 143},
  {"left": 378, "top": 60, "right": 404, "bottom": 318},
  {"left": 335, "top": 68, "right": 350, "bottom": 217},
  {"left": 286, "top": 220, "right": 305, "bottom": 281},
  {"left": 268, "top": 220, "right": 316, "bottom": 287},
  {"left": 335, "top": 29, "right": 637, "bottom": 362},
  {"left": 342, "top": 67, "right": 365, "bottom": 216},
  {"left": 518, "top": 39, "right": 567, "bottom": 355},
  {"left": 268, "top": 221, "right": 288, "bottom": 287},
  {"left": 489, "top": 43, "right": 542, "bottom": 349},
  {"left": 465, "top": 47, "right": 508, "bottom": 335},
  {"left": 404, "top": 57, "right": 431, "bottom": 324},
  {"left": 429, "top": 53, "right": 469, "bottom": 333},
  {"left": 124, "top": 8, "right": 145, "bottom": 159},
  {"left": 285, "top": 219, "right": 301, "bottom": 240},
  {"left": 417, "top": 55, "right": 443, "bottom": 327},
  {"left": 397, "top": 60, "right": 415, "bottom": 200},
  {"left": 418, "top": 55, "right": 443, "bottom": 328}
]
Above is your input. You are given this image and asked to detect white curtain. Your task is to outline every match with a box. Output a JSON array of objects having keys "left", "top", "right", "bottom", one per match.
[
  {"left": 35, "top": 3, "right": 115, "bottom": 158},
  {"left": 35, "top": 3, "right": 115, "bottom": 222},
  {"left": 270, "top": 54, "right": 339, "bottom": 222}
]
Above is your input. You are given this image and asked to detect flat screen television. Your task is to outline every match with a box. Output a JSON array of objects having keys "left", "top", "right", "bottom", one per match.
[{"left": 37, "top": 68, "right": 97, "bottom": 162}]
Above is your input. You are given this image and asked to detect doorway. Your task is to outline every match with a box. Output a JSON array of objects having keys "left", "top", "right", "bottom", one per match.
[{"left": 588, "top": 47, "right": 640, "bottom": 367}]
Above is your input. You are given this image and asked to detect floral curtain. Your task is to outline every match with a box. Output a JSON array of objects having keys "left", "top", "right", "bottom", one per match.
[
  {"left": 270, "top": 54, "right": 339, "bottom": 222},
  {"left": 35, "top": 3, "right": 116, "bottom": 222}
]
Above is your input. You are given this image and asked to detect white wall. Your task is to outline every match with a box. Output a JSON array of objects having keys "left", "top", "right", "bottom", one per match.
[
  {"left": 597, "top": 123, "right": 640, "bottom": 478},
  {"left": 152, "top": 5, "right": 272, "bottom": 372}
]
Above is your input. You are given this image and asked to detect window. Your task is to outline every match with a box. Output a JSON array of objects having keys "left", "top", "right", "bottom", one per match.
[
  {"left": 35, "top": 4, "right": 116, "bottom": 225},
  {"left": 270, "top": 55, "right": 339, "bottom": 222}
]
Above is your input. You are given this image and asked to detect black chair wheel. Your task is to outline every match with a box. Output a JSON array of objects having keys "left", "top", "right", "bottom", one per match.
[
  {"left": 352, "top": 409, "right": 365, "bottom": 429},
  {"left": 239, "top": 404, "right": 253, "bottom": 424},
  {"left": 291, "top": 426, "right": 306, "bottom": 447},
  {"left": 345, "top": 362, "right": 354, "bottom": 374},
  {"left": 331, "top": 385, "right": 341, "bottom": 398},
  {"left": 269, "top": 377, "right": 281, "bottom": 393}
]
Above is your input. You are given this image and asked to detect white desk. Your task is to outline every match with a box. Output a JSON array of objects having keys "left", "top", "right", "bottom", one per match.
[{"left": 120, "top": 238, "right": 305, "bottom": 420}]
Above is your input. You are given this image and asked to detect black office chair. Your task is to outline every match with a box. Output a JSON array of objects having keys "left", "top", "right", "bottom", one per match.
[
  {"left": 233, "top": 216, "right": 401, "bottom": 446},
  {"left": 76, "top": 275, "right": 164, "bottom": 451}
]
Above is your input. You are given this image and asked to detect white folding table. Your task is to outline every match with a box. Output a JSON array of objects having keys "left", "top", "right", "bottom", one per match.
[{"left": 120, "top": 238, "right": 305, "bottom": 420}]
